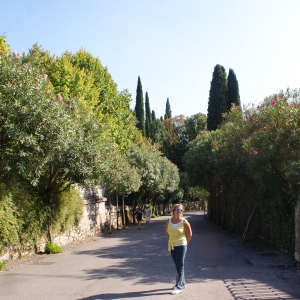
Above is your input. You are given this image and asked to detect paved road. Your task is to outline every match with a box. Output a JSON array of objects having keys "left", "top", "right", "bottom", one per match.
[{"left": 1, "top": 211, "right": 300, "bottom": 300}]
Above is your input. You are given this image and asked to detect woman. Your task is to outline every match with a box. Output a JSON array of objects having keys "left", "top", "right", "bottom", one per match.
[
  {"left": 165, "top": 204, "right": 192, "bottom": 295},
  {"left": 134, "top": 204, "right": 143, "bottom": 229},
  {"left": 144, "top": 204, "right": 151, "bottom": 229}
]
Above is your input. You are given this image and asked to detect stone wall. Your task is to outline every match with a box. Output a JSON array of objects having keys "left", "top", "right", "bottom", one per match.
[
  {"left": 295, "top": 196, "right": 300, "bottom": 262},
  {"left": 0, "top": 186, "right": 109, "bottom": 262},
  {"left": 1, "top": 198, "right": 202, "bottom": 263},
  {"left": 49, "top": 186, "right": 108, "bottom": 249}
]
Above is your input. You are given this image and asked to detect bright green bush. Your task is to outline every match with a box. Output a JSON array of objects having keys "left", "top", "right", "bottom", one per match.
[
  {"left": 0, "top": 261, "right": 6, "bottom": 270},
  {"left": 45, "top": 242, "right": 62, "bottom": 254}
]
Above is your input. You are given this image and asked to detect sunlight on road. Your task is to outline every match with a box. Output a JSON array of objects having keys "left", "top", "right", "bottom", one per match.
[{"left": 225, "top": 279, "right": 293, "bottom": 299}]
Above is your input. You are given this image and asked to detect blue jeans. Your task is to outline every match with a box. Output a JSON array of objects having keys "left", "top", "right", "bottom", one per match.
[{"left": 171, "top": 244, "right": 187, "bottom": 289}]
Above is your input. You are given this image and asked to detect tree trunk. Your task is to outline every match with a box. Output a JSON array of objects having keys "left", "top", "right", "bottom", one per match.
[
  {"left": 122, "top": 195, "right": 125, "bottom": 227},
  {"left": 108, "top": 191, "right": 112, "bottom": 231},
  {"left": 116, "top": 193, "right": 119, "bottom": 230},
  {"left": 222, "top": 200, "right": 226, "bottom": 229},
  {"left": 221, "top": 186, "right": 228, "bottom": 229},
  {"left": 47, "top": 197, "right": 53, "bottom": 242},
  {"left": 48, "top": 222, "right": 53, "bottom": 243},
  {"left": 209, "top": 186, "right": 218, "bottom": 224},
  {"left": 230, "top": 201, "right": 236, "bottom": 232},
  {"left": 240, "top": 204, "right": 257, "bottom": 243}
]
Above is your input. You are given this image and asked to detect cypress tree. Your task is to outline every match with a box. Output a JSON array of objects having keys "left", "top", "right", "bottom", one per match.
[
  {"left": 134, "top": 76, "right": 145, "bottom": 135},
  {"left": 145, "top": 92, "right": 152, "bottom": 138},
  {"left": 164, "top": 98, "right": 172, "bottom": 119},
  {"left": 227, "top": 68, "right": 241, "bottom": 110},
  {"left": 207, "top": 65, "right": 228, "bottom": 131},
  {"left": 151, "top": 110, "right": 156, "bottom": 123},
  {"left": 150, "top": 110, "right": 157, "bottom": 140}
]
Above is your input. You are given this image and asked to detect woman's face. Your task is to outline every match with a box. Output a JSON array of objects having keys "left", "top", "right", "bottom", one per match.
[{"left": 173, "top": 205, "right": 183, "bottom": 216}]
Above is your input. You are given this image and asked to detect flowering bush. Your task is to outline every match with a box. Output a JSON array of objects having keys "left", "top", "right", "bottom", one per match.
[{"left": 184, "top": 88, "right": 300, "bottom": 251}]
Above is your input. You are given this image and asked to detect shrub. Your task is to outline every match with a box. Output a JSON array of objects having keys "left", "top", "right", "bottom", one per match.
[
  {"left": 52, "top": 187, "right": 84, "bottom": 234},
  {"left": 6, "top": 179, "right": 48, "bottom": 250},
  {"left": 0, "top": 261, "right": 6, "bottom": 270},
  {"left": 0, "top": 185, "right": 20, "bottom": 254},
  {"left": 45, "top": 242, "right": 62, "bottom": 254}
]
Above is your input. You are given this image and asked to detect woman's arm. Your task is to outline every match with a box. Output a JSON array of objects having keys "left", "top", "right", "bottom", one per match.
[
  {"left": 183, "top": 219, "right": 192, "bottom": 244},
  {"left": 165, "top": 220, "right": 169, "bottom": 236}
]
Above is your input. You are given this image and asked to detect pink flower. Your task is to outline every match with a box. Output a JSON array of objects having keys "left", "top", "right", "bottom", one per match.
[
  {"left": 56, "top": 94, "right": 64, "bottom": 105},
  {"left": 43, "top": 74, "right": 48, "bottom": 81},
  {"left": 56, "top": 94, "right": 62, "bottom": 101},
  {"left": 13, "top": 51, "right": 20, "bottom": 59},
  {"left": 271, "top": 100, "right": 277, "bottom": 106},
  {"left": 253, "top": 151, "right": 258, "bottom": 155}
]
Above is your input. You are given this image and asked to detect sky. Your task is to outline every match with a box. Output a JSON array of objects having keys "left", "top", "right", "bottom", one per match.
[{"left": 1, "top": 0, "right": 300, "bottom": 118}]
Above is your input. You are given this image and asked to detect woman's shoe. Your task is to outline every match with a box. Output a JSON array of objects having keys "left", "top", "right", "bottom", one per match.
[{"left": 171, "top": 287, "right": 182, "bottom": 295}]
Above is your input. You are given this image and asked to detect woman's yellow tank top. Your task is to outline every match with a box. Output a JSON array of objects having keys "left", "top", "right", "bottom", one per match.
[{"left": 167, "top": 218, "right": 187, "bottom": 251}]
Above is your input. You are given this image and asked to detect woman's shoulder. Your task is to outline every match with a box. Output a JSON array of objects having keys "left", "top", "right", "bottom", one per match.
[{"left": 166, "top": 217, "right": 173, "bottom": 224}]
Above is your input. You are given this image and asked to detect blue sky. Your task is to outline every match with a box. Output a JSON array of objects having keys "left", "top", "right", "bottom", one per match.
[{"left": 1, "top": 0, "right": 300, "bottom": 118}]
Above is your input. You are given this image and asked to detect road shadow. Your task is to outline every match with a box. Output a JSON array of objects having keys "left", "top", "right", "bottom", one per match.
[
  {"left": 77, "top": 288, "right": 171, "bottom": 300},
  {"left": 73, "top": 211, "right": 300, "bottom": 299}
]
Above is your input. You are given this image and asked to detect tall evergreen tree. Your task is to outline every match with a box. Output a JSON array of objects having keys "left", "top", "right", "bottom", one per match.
[
  {"left": 227, "top": 68, "right": 241, "bottom": 110},
  {"left": 164, "top": 98, "right": 172, "bottom": 119},
  {"left": 151, "top": 110, "right": 156, "bottom": 122},
  {"left": 134, "top": 76, "right": 145, "bottom": 135},
  {"left": 207, "top": 65, "right": 228, "bottom": 131},
  {"left": 145, "top": 92, "right": 152, "bottom": 138},
  {"left": 150, "top": 110, "right": 157, "bottom": 140}
]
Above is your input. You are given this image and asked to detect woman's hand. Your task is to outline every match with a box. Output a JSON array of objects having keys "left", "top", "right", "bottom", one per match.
[
  {"left": 165, "top": 220, "right": 170, "bottom": 236},
  {"left": 183, "top": 219, "right": 192, "bottom": 243}
]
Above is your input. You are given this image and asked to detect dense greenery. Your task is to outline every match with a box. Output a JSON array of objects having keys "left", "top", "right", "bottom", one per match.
[
  {"left": 0, "top": 37, "right": 180, "bottom": 254},
  {"left": 1, "top": 32, "right": 298, "bottom": 258},
  {"left": 184, "top": 90, "right": 300, "bottom": 252}
]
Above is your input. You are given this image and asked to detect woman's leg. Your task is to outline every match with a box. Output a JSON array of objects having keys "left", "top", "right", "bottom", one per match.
[{"left": 171, "top": 245, "right": 187, "bottom": 289}]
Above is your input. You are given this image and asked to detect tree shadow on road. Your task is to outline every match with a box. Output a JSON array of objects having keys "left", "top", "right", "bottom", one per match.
[
  {"left": 73, "top": 212, "right": 300, "bottom": 300},
  {"left": 73, "top": 219, "right": 179, "bottom": 285},
  {"left": 78, "top": 288, "right": 171, "bottom": 300}
]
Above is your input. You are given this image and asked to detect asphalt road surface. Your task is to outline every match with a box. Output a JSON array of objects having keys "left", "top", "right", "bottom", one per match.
[{"left": 1, "top": 211, "right": 300, "bottom": 300}]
